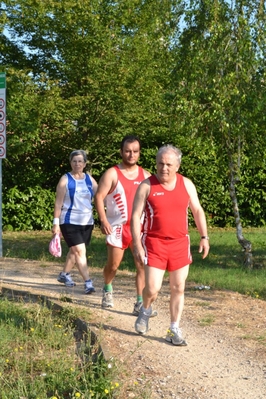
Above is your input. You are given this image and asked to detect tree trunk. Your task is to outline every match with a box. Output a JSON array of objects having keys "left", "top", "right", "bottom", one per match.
[{"left": 228, "top": 165, "right": 253, "bottom": 269}]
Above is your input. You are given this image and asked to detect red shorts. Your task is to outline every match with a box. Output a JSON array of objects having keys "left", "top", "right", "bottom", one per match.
[
  {"left": 142, "top": 235, "right": 192, "bottom": 271},
  {"left": 106, "top": 224, "right": 132, "bottom": 250}
]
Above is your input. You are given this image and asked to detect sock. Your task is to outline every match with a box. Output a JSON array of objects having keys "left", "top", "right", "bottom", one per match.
[
  {"left": 85, "top": 279, "right": 91, "bottom": 283},
  {"left": 104, "top": 283, "right": 112, "bottom": 292},
  {"left": 170, "top": 322, "right": 179, "bottom": 330},
  {"left": 137, "top": 295, "right": 143, "bottom": 303}
]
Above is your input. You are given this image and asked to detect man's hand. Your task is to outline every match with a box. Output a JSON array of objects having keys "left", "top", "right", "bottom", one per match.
[
  {"left": 198, "top": 238, "right": 210, "bottom": 259},
  {"left": 133, "top": 245, "right": 146, "bottom": 265},
  {"left": 100, "top": 220, "right": 113, "bottom": 235}
]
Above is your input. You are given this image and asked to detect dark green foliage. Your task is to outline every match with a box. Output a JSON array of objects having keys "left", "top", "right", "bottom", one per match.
[
  {"left": 2, "top": 186, "right": 55, "bottom": 231},
  {"left": 0, "top": 0, "right": 265, "bottom": 230}
]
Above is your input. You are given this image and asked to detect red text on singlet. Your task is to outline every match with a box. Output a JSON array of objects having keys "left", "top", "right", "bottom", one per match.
[{"left": 105, "top": 165, "right": 145, "bottom": 226}]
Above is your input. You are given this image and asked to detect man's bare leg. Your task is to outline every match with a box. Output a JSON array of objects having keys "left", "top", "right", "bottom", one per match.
[
  {"left": 129, "top": 242, "right": 145, "bottom": 303},
  {"left": 169, "top": 265, "right": 189, "bottom": 325},
  {"left": 165, "top": 265, "right": 189, "bottom": 345},
  {"left": 103, "top": 245, "right": 124, "bottom": 284},
  {"left": 135, "top": 266, "right": 164, "bottom": 333},
  {"left": 142, "top": 266, "right": 164, "bottom": 309},
  {"left": 102, "top": 245, "right": 124, "bottom": 308}
]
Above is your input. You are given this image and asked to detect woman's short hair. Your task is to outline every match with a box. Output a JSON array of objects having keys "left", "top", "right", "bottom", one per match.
[{"left": 69, "top": 150, "right": 87, "bottom": 163}]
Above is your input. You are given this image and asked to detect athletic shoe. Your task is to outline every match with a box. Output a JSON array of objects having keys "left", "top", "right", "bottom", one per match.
[
  {"left": 102, "top": 290, "right": 114, "bottom": 308},
  {"left": 135, "top": 307, "right": 150, "bottom": 335},
  {"left": 132, "top": 301, "right": 158, "bottom": 318},
  {"left": 85, "top": 279, "right": 95, "bottom": 294},
  {"left": 57, "top": 272, "right": 76, "bottom": 287},
  {"left": 165, "top": 328, "right": 187, "bottom": 346}
]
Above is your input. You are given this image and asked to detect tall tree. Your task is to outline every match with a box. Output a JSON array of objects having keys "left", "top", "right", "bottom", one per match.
[{"left": 170, "top": 0, "right": 266, "bottom": 267}]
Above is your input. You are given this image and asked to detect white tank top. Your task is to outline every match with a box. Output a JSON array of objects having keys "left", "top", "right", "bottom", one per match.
[{"left": 60, "top": 172, "right": 94, "bottom": 225}]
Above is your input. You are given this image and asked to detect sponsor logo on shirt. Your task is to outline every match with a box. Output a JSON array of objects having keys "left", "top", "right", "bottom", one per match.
[
  {"left": 153, "top": 192, "right": 164, "bottom": 196},
  {"left": 134, "top": 181, "right": 142, "bottom": 185}
]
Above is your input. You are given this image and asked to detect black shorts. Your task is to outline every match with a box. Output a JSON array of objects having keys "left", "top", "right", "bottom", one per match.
[{"left": 60, "top": 224, "right": 94, "bottom": 248}]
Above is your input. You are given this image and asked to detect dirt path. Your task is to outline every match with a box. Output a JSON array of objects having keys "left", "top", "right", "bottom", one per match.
[{"left": 1, "top": 258, "right": 266, "bottom": 399}]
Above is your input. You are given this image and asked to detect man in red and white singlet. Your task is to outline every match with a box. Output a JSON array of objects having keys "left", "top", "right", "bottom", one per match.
[
  {"left": 131, "top": 144, "right": 210, "bottom": 345},
  {"left": 95, "top": 135, "right": 153, "bottom": 314}
]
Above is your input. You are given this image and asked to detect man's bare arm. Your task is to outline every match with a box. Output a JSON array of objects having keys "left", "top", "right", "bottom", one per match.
[
  {"left": 94, "top": 168, "right": 116, "bottom": 235},
  {"left": 131, "top": 180, "right": 150, "bottom": 264},
  {"left": 184, "top": 177, "right": 210, "bottom": 259}
]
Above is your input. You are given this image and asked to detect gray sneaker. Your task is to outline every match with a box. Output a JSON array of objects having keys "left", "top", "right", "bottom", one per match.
[
  {"left": 165, "top": 328, "right": 187, "bottom": 346},
  {"left": 102, "top": 290, "right": 114, "bottom": 308},
  {"left": 135, "top": 307, "right": 150, "bottom": 335},
  {"left": 57, "top": 272, "right": 76, "bottom": 287},
  {"left": 132, "top": 302, "right": 158, "bottom": 318}
]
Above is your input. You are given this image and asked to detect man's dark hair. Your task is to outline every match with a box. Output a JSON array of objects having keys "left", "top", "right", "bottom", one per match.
[{"left": 120, "top": 135, "right": 142, "bottom": 151}]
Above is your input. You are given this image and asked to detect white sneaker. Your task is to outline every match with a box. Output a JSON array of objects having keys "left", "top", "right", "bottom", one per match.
[
  {"left": 135, "top": 306, "right": 150, "bottom": 335},
  {"left": 165, "top": 328, "right": 187, "bottom": 346},
  {"left": 102, "top": 290, "right": 114, "bottom": 308}
]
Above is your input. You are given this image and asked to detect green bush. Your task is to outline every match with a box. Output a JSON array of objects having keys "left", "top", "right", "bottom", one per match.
[{"left": 2, "top": 186, "right": 55, "bottom": 231}]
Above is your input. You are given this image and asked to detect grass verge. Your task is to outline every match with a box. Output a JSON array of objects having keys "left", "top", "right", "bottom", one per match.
[
  {"left": 2, "top": 227, "right": 266, "bottom": 299},
  {"left": 0, "top": 297, "right": 119, "bottom": 399}
]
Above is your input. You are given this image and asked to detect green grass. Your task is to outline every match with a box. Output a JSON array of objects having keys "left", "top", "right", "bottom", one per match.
[
  {"left": 0, "top": 298, "right": 119, "bottom": 399},
  {"left": 2, "top": 227, "right": 266, "bottom": 299},
  {"left": 198, "top": 314, "right": 216, "bottom": 327},
  {"left": 2, "top": 229, "right": 135, "bottom": 269},
  {"left": 189, "top": 227, "right": 266, "bottom": 299}
]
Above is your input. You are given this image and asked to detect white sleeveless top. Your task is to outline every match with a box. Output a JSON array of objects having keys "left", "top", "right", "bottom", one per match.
[{"left": 59, "top": 172, "right": 94, "bottom": 225}]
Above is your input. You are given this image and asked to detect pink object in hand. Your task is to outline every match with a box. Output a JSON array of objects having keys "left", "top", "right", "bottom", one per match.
[{"left": 49, "top": 233, "right": 62, "bottom": 257}]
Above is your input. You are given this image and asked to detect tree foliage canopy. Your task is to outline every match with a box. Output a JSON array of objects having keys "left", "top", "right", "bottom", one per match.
[{"left": 0, "top": 0, "right": 265, "bottom": 232}]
